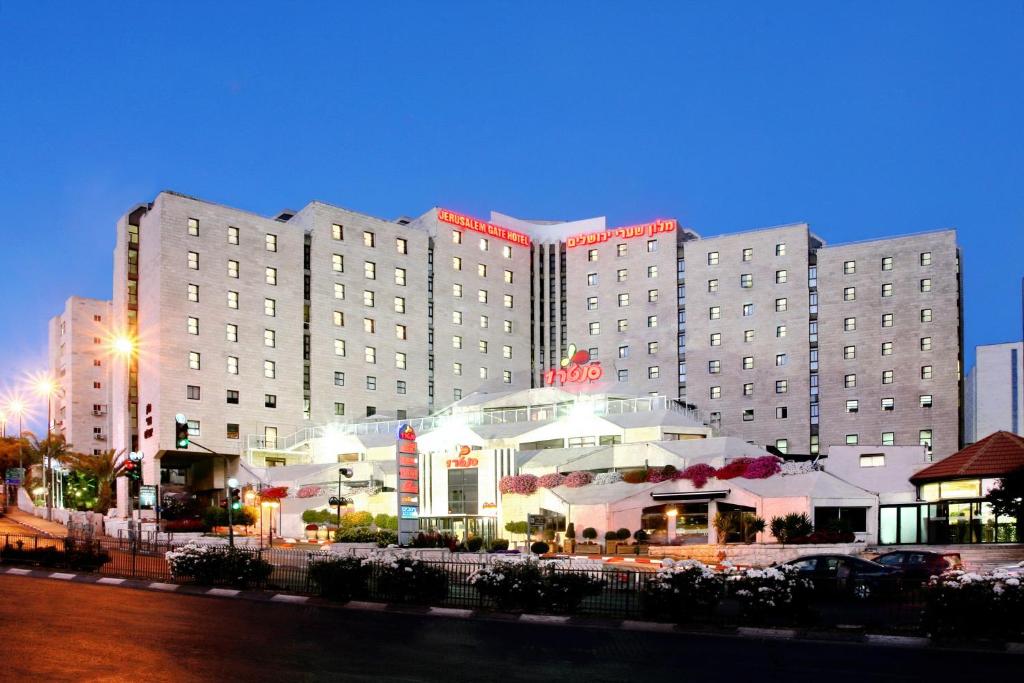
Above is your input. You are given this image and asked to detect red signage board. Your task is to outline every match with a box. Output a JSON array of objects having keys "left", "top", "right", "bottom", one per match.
[
  {"left": 437, "top": 208, "right": 532, "bottom": 248},
  {"left": 543, "top": 344, "right": 604, "bottom": 386},
  {"left": 396, "top": 424, "right": 420, "bottom": 534},
  {"left": 566, "top": 218, "right": 677, "bottom": 248}
]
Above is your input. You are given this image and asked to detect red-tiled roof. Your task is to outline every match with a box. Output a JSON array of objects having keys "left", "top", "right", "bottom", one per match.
[{"left": 911, "top": 431, "right": 1024, "bottom": 482}]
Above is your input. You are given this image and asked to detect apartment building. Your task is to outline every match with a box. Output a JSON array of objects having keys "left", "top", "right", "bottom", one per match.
[
  {"left": 965, "top": 341, "right": 1023, "bottom": 442},
  {"left": 47, "top": 296, "right": 113, "bottom": 453},
  {"left": 82, "top": 190, "right": 963, "bottom": 512}
]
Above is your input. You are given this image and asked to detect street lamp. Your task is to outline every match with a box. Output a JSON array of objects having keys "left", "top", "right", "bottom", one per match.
[
  {"left": 261, "top": 500, "right": 280, "bottom": 546},
  {"left": 110, "top": 334, "right": 137, "bottom": 520}
]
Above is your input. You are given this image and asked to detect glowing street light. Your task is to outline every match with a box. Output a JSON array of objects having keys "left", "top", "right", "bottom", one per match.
[{"left": 111, "top": 334, "right": 136, "bottom": 357}]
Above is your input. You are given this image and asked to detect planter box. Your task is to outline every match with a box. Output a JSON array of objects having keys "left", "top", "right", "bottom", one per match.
[{"left": 576, "top": 543, "right": 602, "bottom": 555}]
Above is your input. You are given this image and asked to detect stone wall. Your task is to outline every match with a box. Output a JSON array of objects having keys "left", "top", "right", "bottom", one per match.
[{"left": 650, "top": 542, "right": 866, "bottom": 566}]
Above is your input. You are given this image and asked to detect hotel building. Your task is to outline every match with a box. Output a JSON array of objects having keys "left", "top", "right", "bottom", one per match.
[{"left": 73, "top": 191, "right": 962, "bottom": 512}]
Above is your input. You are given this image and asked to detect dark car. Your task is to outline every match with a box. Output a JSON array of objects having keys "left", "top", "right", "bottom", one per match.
[
  {"left": 783, "top": 554, "right": 901, "bottom": 600},
  {"left": 871, "top": 550, "right": 961, "bottom": 582}
]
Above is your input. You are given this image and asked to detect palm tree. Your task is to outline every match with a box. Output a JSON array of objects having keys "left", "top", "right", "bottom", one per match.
[
  {"left": 61, "top": 448, "right": 123, "bottom": 514},
  {"left": 22, "top": 433, "right": 77, "bottom": 515}
]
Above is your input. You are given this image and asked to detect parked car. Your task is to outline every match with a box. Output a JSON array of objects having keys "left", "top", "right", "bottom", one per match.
[
  {"left": 783, "top": 554, "right": 901, "bottom": 600},
  {"left": 871, "top": 550, "right": 961, "bottom": 582}
]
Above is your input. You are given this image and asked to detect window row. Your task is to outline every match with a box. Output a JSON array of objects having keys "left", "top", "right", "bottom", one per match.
[
  {"left": 842, "top": 253, "right": 933, "bottom": 274},
  {"left": 843, "top": 310, "right": 934, "bottom": 330},
  {"left": 586, "top": 265, "right": 661, "bottom": 284},
  {"left": 707, "top": 244, "right": 787, "bottom": 266},
  {"left": 587, "top": 317, "right": 659, "bottom": 334},
  {"left": 451, "top": 231, "right": 515, "bottom": 259},
  {"left": 186, "top": 218, "right": 277, "bottom": 251}
]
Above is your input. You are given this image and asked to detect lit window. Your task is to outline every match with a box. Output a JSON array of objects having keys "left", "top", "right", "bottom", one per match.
[
  {"left": 741, "top": 247, "right": 752, "bottom": 262},
  {"left": 364, "top": 347, "right": 376, "bottom": 364},
  {"left": 502, "top": 245, "right": 512, "bottom": 259},
  {"left": 920, "top": 336, "right": 932, "bottom": 351},
  {"left": 227, "top": 291, "right": 239, "bottom": 309},
  {"left": 710, "top": 386, "right": 721, "bottom": 399},
  {"left": 617, "top": 319, "right": 627, "bottom": 332},
  {"left": 227, "top": 356, "right": 239, "bottom": 375},
  {"left": 188, "top": 217, "right": 199, "bottom": 236},
  {"left": 453, "top": 283, "right": 463, "bottom": 297},
  {"left": 882, "top": 432, "right": 894, "bottom": 446},
  {"left": 744, "top": 330, "right": 754, "bottom": 343},
  {"left": 775, "top": 298, "right": 787, "bottom": 312},
  {"left": 364, "top": 318, "right": 376, "bottom": 334},
  {"left": 843, "top": 260, "right": 855, "bottom": 274},
  {"left": 647, "top": 239, "right": 657, "bottom": 253},
  {"left": 394, "top": 267, "right": 406, "bottom": 286},
  {"left": 775, "top": 353, "right": 787, "bottom": 367},
  {"left": 743, "top": 383, "right": 754, "bottom": 396},
  {"left": 617, "top": 244, "right": 627, "bottom": 257},
  {"left": 479, "top": 238, "right": 488, "bottom": 251},
  {"left": 882, "top": 283, "right": 893, "bottom": 297},
  {"left": 264, "top": 298, "right": 275, "bottom": 316},
  {"left": 363, "top": 231, "right": 375, "bottom": 248},
  {"left": 479, "top": 367, "right": 488, "bottom": 379},
  {"left": 920, "top": 252, "right": 932, "bottom": 266},
  {"left": 363, "top": 291, "right": 375, "bottom": 307},
  {"left": 882, "top": 313, "right": 894, "bottom": 327},
  {"left": 504, "top": 320, "right": 513, "bottom": 333},
  {"left": 478, "top": 289, "right": 488, "bottom": 304},
  {"left": 587, "top": 297, "right": 598, "bottom": 311},
  {"left": 708, "top": 360, "right": 721, "bottom": 374},
  {"left": 334, "top": 372, "right": 345, "bottom": 386},
  {"left": 333, "top": 311, "right": 344, "bottom": 326},
  {"left": 265, "top": 234, "right": 277, "bottom": 252},
  {"left": 589, "top": 322, "right": 601, "bottom": 335},
  {"left": 881, "top": 341, "right": 893, "bottom": 356},
  {"left": 396, "top": 237, "right": 407, "bottom": 254},
  {"left": 479, "top": 315, "right": 488, "bottom": 328},
  {"left": 920, "top": 278, "right": 932, "bottom": 292},
  {"left": 503, "top": 370, "right": 512, "bottom": 384},
  {"left": 334, "top": 283, "right": 345, "bottom": 299},
  {"left": 328, "top": 254, "right": 342, "bottom": 273},
  {"left": 228, "top": 226, "right": 239, "bottom": 244},
  {"left": 452, "top": 230, "right": 462, "bottom": 244},
  {"left": 452, "top": 311, "right": 463, "bottom": 325},
  {"left": 588, "top": 249, "right": 598, "bottom": 262},
  {"left": 921, "top": 308, "right": 933, "bottom": 323},
  {"left": 846, "top": 434, "right": 859, "bottom": 445},
  {"left": 921, "top": 365, "right": 933, "bottom": 380},
  {"left": 775, "top": 380, "right": 788, "bottom": 394},
  {"left": 503, "top": 270, "right": 513, "bottom": 284},
  {"left": 502, "top": 345, "right": 512, "bottom": 359},
  {"left": 188, "top": 352, "right": 201, "bottom": 370},
  {"left": 775, "top": 439, "right": 788, "bottom": 453},
  {"left": 648, "top": 289, "right": 658, "bottom": 303},
  {"left": 647, "top": 341, "right": 658, "bottom": 354},
  {"left": 264, "top": 329, "right": 276, "bottom": 347},
  {"left": 647, "top": 265, "right": 658, "bottom": 278},
  {"left": 332, "top": 223, "right": 343, "bottom": 240},
  {"left": 846, "top": 400, "right": 859, "bottom": 413},
  {"left": 708, "top": 279, "right": 719, "bottom": 292},
  {"left": 742, "top": 356, "right": 754, "bottom": 370},
  {"left": 228, "top": 260, "right": 239, "bottom": 278},
  {"left": 881, "top": 397, "right": 894, "bottom": 411},
  {"left": 710, "top": 333, "right": 721, "bottom": 346},
  {"left": 617, "top": 269, "right": 627, "bottom": 282},
  {"left": 396, "top": 324, "right": 407, "bottom": 340},
  {"left": 453, "top": 256, "right": 462, "bottom": 271},
  {"left": 843, "top": 287, "right": 855, "bottom": 301},
  {"left": 707, "top": 251, "right": 719, "bottom": 265},
  {"left": 477, "top": 263, "right": 487, "bottom": 278},
  {"left": 843, "top": 345, "right": 856, "bottom": 360},
  {"left": 334, "top": 339, "right": 346, "bottom": 356},
  {"left": 266, "top": 267, "right": 277, "bottom": 285},
  {"left": 920, "top": 394, "right": 933, "bottom": 407},
  {"left": 776, "top": 270, "right": 787, "bottom": 284},
  {"left": 396, "top": 352, "right": 407, "bottom": 370},
  {"left": 844, "top": 317, "right": 856, "bottom": 331},
  {"left": 775, "top": 243, "right": 786, "bottom": 256},
  {"left": 453, "top": 362, "right": 462, "bottom": 376},
  {"left": 618, "top": 293, "right": 629, "bottom": 307},
  {"left": 503, "top": 294, "right": 513, "bottom": 308},
  {"left": 226, "top": 324, "right": 237, "bottom": 342},
  {"left": 187, "top": 251, "right": 199, "bottom": 270},
  {"left": 882, "top": 256, "right": 893, "bottom": 271},
  {"left": 647, "top": 315, "right": 657, "bottom": 328},
  {"left": 740, "top": 274, "right": 753, "bottom": 288},
  {"left": 478, "top": 340, "right": 488, "bottom": 354},
  {"left": 453, "top": 336, "right": 463, "bottom": 349},
  {"left": 187, "top": 317, "right": 199, "bottom": 335},
  {"left": 264, "top": 360, "right": 275, "bottom": 378},
  {"left": 743, "top": 303, "right": 754, "bottom": 316},
  {"left": 882, "top": 370, "right": 894, "bottom": 384},
  {"left": 860, "top": 454, "right": 884, "bottom": 468},
  {"left": 188, "top": 284, "right": 199, "bottom": 302},
  {"left": 709, "top": 306, "right": 721, "bottom": 320},
  {"left": 776, "top": 325, "right": 786, "bottom": 338}
]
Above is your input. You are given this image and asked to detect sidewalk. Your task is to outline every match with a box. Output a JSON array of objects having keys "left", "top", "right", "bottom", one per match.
[{"left": 2, "top": 508, "right": 69, "bottom": 537}]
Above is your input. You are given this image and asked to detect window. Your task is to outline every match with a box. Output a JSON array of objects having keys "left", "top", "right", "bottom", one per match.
[
  {"left": 503, "top": 370, "right": 512, "bottom": 384},
  {"left": 453, "top": 362, "right": 462, "bottom": 376},
  {"left": 453, "top": 256, "right": 462, "bottom": 271},
  {"left": 264, "top": 329, "right": 276, "bottom": 347},
  {"left": 334, "top": 339, "right": 346, "bottom": 356},
  {"left": 844, "top": 317, "right": 856, "bottom": 331},
  {"left": 742, "top": 409, "right": 754, "bottom": 421},
  {"left": 396, "top": 237, "right": 407, "bottom": 254},
  {"left": 228, "top": 226, "right": 239, "bottom": 244},
  {"left": 479, "top": 238, "right": 488, "bottom": 251},
  {"left": 227, "top": 356, "right": 239, "bottom": 374},
  {"left": 920, "top": 394, "right": 933, "bottom": 408},
  {"left": 265, "top": 266, "right": 277, "bottom": 285},
  {"left": 332, "top": 254, "right": 344, "bottom": 272},
  {"left": 707, "top": 251, "right": 719, "bottom": 265},
  {"left": 708, "top": 279, "right": 719, "bottom": 292},
  {"left": 843, "top": 260, "right": 856, "bottom": 274},
  {"left": 503, "top": 295, "right": 513, "bottom": 308},
  {"left": 452, "top": 283, "right": 463, "bottom": 297},
  {"left": 775, "top": 270, "right": 787, "bottom": 284},
  {"left": 452, "top": 335, "right": 463, "bottom": 349},
  {"left": 616, "top": 244, "right": 627, "bottom": 257},
  {"left": 187, "top": 317, "right": 199, "bottom": 335},
  {"left": 363, "top": 231, "right": 375, "bottom": 248},
  {"left": 710, "top": 333, "right": 721, "bottom": 346},
  {"left": 188, "top": 251, "right": 199, "bottom": 270},
  {"left": 187, "top": 385, "right": 201, "bottom": 400},
  {"left": 588, "top": 272, "right": 598, "bottom": 286},
  {"left": 740, "top": 247, "right": 752, "bottom": 262},
  {"left": 882, "top": 370, "right": 894, "bottom": 384},
  {"left": 396, "top": 380, "right": 407, "bottom": 395},
  {"left": 882, "top": 313, "right": 894, "bottom": 328},
  {"left": 710, "top": 386, "right": 721, "bottom": 399},
  {"left": 618, "top": 345, "right": 629, "bottom": 359},
  {"left": 844, "top": 374, "right": 857, "bottom": 388},
  {"left": 881, "top": 397, "right": 895, "bottom": 411},
  {"left": 477, "top": 289, "right": 488, "bottom": 304},
  {"left": 742, "top": 356, "right": 754, "bottom": 370},
  {"left": 264, "top": 298, "right": 275, "bottom": 316},
  {"left": 363, "top": 291, "right": 375, "bottom": 307},
  {"left": 647, "top": 315, "right": 657, "bottom": 328},
  {"left": 618, "top": 369, "right": 628, "bottom": 382},
  {"left": 188, "top": 352, "right": 201, "bottom": 370},
  {"left": 846, "top": 399, "right": 859, "bottom": 413},
  {"left": 224, "top": 290, "right": 238, "bottom": 309},
  {"left": 775, "top": 298, "right": 787, "bottom": 312},
  {"left": 586, "top": 296, "right": 598, "bottom": 311},
  {"left": 478, "top": 340, "right": 488, "bottom": 354},
  {"left": 740, "top": 273, "right": 753, "bottom": 288},
  {"left": 502, "top": 245, "right": 512, "bottom": 259},
  {"left": 882, "top": 341, "right": 893, "bottom": 356},
  {"left": 364, "top": 261, "right": 376, "bottom": 280},
  {"left": 647, "top": 265, "right": 658, "bottom": 278},
  {"left": 334, "top": 283, "right": 345, "bottom": 299},
  {"left": 775, "top": 243, "right": 786, "bottom": 256},
  {"left": 188, "top": 284, "right": 199, "bottom": 302},
  {"left": 846, "top": 434, "right": 859, "bottom": 445},
  {"left": 648, "top": 289, "right": 658, "bottom": 303},
  {"left": 333, "top": 311, "right": 344, "bottom": 327},
  {"left": 265, "top": 234, "right": 277, "bottom": 252},
  {"left": 394, "top": 297, "right": 406, "bottom": 313},
  {"left": 265, "top": 394, "right": 277, "bottom": 408},
  {"left": 452, "top": 230, "right": 462, "bottom": 244},
  {"left": 775, "top": 380, "right": 788, "bottom": 394},
  {"left": 920, "top": 252, "right": 932, "bottom": 266},
  {"left": 332, "top": 402, "right": 345, "bottom": 416},
  {"left": 709, "top": 306, "right": 721, "bottom": 320},
  {"left": 919, "top": 336, "right": 932, "bottom": 352},
  {"left": 921, "top": 308, "right": 933, "bottom": 323},
  {"left": 647, "top": 239, "right": 657, "bottom": 253},
  {"left": 503, "top": 320, "right": 513, "bottom": 333},
  {"left": 743, "top": 330, "right": 754, "bottom": 343},
  {"left": 477, "top": 263, "right": 487, "bottom": 278},
  {"left": 587, "top": 249, "right": 598, "bottom": 262},
  {"left": 226, "top": 259, "right": 239, "bottom": 278},
  {"left": 877, "top": 432, "right": 894, "bottom": 447},
  {"left": 775, "top": 353, "right": 787, "bottom": 367},
  {"left": 618, "top": 293, "right": 629, "bottom": 307},
  {"left": 364, "top": 347, "right": 376, "bottom": 364},
  {"left": 743, "top": 383, "right": 754, "bottom": 396},
  {"left": 263, "top": 360, "right": 276, "bottom": 378},
  {"left": 776, "top": 325, "right": 786, "bottom": 338},
  {"left": 881, "top": 283, "right": 893, "bottom": 298},
  {"left": 617, "top": 269, "right": 627, "bottom": 282},
  {"left": 843, "top": 287, "right": 855, "bottom": 301},
  {"left": 479, "top": 367, "right": 488, "bottom": 379},
  {"left": 503, "top": 269, "right": 514, "bottom": 284},
  {"left": 334, "top": 372, "right": 345, "bottom": 386},
  {"left": 776, "top": 406, "right": 787, "bottom": 419},
  {"left": 743, "top": 303, "right": 754, "bottom": 316},
  {"left": 226, "top": 389, "right": 239, "bottom": 404},
  {"left": 844, "top": 345, "right": 856, "bottom": 360},
  {"left": 395, "top": 352, "right": 407, "bottom": 369},
  {"left": 187, "top": 420, "right": 200, "bottom": 437},
  {"left": 921, "top": 365, "right": 933, "bottom": 380},
  {"left": 617, "top": 319, "right": 627, "bottom": 332},
  {"left": 332, "top": 223, "right": 344, "bottom": 240},
  {"left": 708, "top": 360, "right": 721, "bottom": 374}
]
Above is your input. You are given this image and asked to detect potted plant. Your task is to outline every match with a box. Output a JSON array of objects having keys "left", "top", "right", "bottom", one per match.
[
  {"left": 305, "top": 523, "right": 319, "bottom": 541},
  {"left": 579, "top": 527, "right": 600, "bottom": 554},
  {"left": 604, "top": 529, "right": 618, "bottom": 554},
  {"left": 565, "top": 523, "right": 576, "bottom": 554},
  {"left": 634, "top": 529, "right": 650, "bottom": 555},
  {"left": 615, "top": 528, "right": 634, "bottom": 555},
  {"left": 316, "top": 524, "right": 330, "bottom": 542}
]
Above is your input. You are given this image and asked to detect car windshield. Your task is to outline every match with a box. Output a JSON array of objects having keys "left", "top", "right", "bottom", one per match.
[{"left": 875, "top": 554, "right": 903, "bottom": 566}]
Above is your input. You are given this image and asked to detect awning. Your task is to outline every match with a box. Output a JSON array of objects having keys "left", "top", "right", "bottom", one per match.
[{"left": 650, "top": 490, "right": 729, "bottom": 501}]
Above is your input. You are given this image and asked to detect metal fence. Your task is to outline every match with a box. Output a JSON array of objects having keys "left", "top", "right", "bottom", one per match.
[{"left": 0, "top": 532, "right": 933, "bottom": 632}]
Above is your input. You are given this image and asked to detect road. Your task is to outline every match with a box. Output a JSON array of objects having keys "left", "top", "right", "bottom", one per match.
[{"left": 0, "top": 575, "right": 1019, "bottom": 682}]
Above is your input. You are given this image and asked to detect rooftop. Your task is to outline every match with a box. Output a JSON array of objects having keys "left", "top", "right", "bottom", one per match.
[{"left": 910, "top": 431, "right": 1024, "bottom": 482}]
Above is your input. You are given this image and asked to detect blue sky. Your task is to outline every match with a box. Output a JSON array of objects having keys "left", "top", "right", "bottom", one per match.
[{"left": 0, "top": 2, "right": 1021, "bottom": 431}]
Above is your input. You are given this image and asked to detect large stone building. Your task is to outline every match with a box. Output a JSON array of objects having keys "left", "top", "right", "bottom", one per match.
[
  {"left": 54, "top": 190, "right": 963, "bottom": 512},
  {"left": 965, "top": 341, "right": 1023, "bottom": 442}
]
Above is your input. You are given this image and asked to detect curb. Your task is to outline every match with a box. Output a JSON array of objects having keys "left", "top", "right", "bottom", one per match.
[{"left": 2, "top": 566, "right": 1022, "bottom": 653}]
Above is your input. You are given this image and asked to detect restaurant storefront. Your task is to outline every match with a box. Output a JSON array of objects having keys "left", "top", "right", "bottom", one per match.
[{"left": 879, "top": 478, "right": 1019, "bottom": 544}]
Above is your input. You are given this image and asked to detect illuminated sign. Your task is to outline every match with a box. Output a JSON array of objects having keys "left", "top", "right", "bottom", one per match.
[
  {"left": 396, "top": 424, "right": 421, "bottom": 531},
  {"left": 566, "top": 218, "right": 677, "bottom": 248},
  {"left": 446, "top": 457, "right": 479, "bottom": 469},
  {"left": 437, "top": 208, "right": 532, "bottom": 247},
  {"left": 543, "top": 344, "right": 604, "bottom": 386}
]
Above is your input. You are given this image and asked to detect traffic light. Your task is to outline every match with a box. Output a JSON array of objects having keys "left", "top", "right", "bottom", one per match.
[
  {"left": 122, "top": 452, "right": 142, "bottom": 481},
  {"left": 229, "top": 487, "right": 241, "bottom": 511},
  {"left": 174, "top": 413, "right": 189, "bottom": 449}
]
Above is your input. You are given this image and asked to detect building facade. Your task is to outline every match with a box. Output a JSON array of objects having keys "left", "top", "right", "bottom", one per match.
[
  {"left": 47, "top": 296, "right": 113, "bottom": 454},
  {"left": 79, "top": 191, "right": 964, "bottom": 513},
  {"left": 965, "top": 341, "right": 1023, "bottom": 442}
]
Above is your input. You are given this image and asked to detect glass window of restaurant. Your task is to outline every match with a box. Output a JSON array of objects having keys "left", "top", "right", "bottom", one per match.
[{"left": 879, "top": 478, "right": 1018, "bottom": 544}]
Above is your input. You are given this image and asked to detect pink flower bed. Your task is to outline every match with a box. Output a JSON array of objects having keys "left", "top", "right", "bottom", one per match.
[
  {"left": 679, "top": 463, "right": 717, "bottom": 489},
  {"left": 499, "top": 474, "right": 538, "bottom": 495},
  {"left": 563, "top": 471, "right": 594, "bottom": 488},
  {"left": 296, "top": 486, "right": 327, "bottom": 498},
  {"left": 537, "top": 473, "right": 566, "bottom": 489},
  {"left": 742, "top": 456, "right": 782, "bottom": 479}
]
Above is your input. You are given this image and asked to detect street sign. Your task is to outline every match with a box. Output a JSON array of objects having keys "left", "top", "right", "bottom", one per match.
[
  {"left": 5, "top": 467, "right": 25, "bottom": 485},
  {"left": 139, "top": 485, "right": 157, "bottom": 507},
  {"left": 528, "top": 514, "right": 546, "bottom": 527}
]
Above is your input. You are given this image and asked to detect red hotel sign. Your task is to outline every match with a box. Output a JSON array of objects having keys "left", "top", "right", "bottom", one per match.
[
  {"left": 543, "top": 345, "right": 604, "bottom": 386},
  {"left": 566, "top": 218, "right": 677, "bottom": 248},
  {"left": 437, "top": 208, "right": 532, "bottom": 247}
]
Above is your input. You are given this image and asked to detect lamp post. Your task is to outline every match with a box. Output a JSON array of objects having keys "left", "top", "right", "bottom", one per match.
[{"left": 110, "top": 334, "right": 137, "bottom": 520}]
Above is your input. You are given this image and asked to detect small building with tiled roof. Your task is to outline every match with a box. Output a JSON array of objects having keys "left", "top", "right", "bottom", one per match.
[{"left": 910, "top": 431, "right": 1024, "bottom": 482}]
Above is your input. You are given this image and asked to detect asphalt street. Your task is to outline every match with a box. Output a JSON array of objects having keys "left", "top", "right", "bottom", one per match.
[{"left": 0, "top": 574, "right": 1019, "bottom": 682}]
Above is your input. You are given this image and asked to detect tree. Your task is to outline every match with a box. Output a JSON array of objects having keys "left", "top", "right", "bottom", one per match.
[
  {"left": 21, "top": 433, "right": 77, "bottom": 512},
  {"left": 62, "top": 448, "right": 123, "bottom": 514},
  {"left": 504, "top": 520, "right": 529, "bottom": 545},
  {"left": 985, "top": 468, "right": 1024, "bottom": 542}
]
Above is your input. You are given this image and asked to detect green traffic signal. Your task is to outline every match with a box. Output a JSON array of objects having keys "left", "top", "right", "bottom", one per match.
[{"left": 174, "top": 414, "right": 190, "bottom": 448}]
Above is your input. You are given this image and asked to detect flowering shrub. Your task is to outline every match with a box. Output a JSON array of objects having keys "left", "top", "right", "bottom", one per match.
[
  {"left": 537, "top": 473, "right": 566, "bottom": 489},
  {"left": 369, "top": 557, "right": 448, "bottom": 604},
  {"left": 563, "top": 471, "right": 594, "bottom": 488},
  {"left": 714, "top": 458, "right": 753, "bottom": 480},
  {"left": 308, "top": 554, "right": 368, "bottom": 600},
  {"left": 499, "top": 474, "right": 538, "bottom": 495},
  {"left": 923, "top": 569, "right": 1024, "bottom": 640},
  {"left": 743, "top": 456, "right": 782, "bottom": 479},
  {"left": 724, "top": 564, "right": 813, "bottom": 619},
  {"left": 165, "top": 542, "right": 273, "bottom": 588},
  {"left": 470, "top": 559, "right": 606, "bottom": 614},
  {"left": 680, "top": 463, "right": 717, "bottom": 489},
  {"left": 296, "top": 485, "right": 327, "bottom": 498},
  {"left": 644, "top": 560, "right": 724, "bottom": 620},
  {"left": 645, "top": 466, "right": 676, "bottom": 483},
  {"left": 593, "top": 471, "right": 623, "bottom": 485},
  {"left": 408, "top": 531, "right": 459, "bottom": 550}
]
